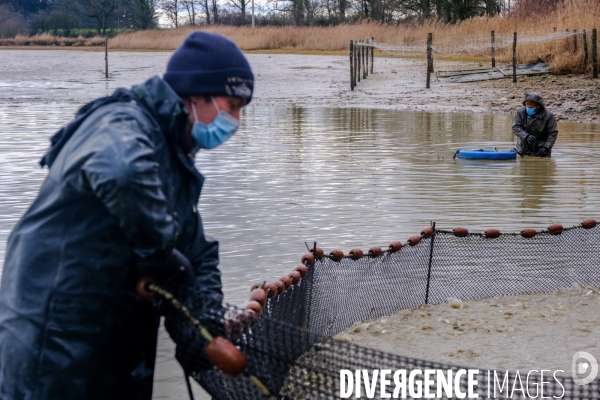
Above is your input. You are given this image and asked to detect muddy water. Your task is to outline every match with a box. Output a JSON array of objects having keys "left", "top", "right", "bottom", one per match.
[{"left": 2, "top": 50, "right": 600, "bottom": 398}]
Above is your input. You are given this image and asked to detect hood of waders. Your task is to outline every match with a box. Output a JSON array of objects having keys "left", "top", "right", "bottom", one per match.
[{"left": 40, "top": 76, "right": 188, "bottom": 168}]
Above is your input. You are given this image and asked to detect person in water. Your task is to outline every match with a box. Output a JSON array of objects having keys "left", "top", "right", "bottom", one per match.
[
  {"left": 512, "top": 92, "right": 558, "bottom": 157},
  {"left": 0, "top": 32, "right": 253, "bottom": 399}
]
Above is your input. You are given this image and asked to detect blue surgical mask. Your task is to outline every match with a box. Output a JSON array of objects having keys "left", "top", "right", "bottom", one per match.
[
  {"left": 526, "top": 106, "right": 536, "bottom": 116},
  {"left": 191, "top": 97, "right": 240, "bottom": 150}
]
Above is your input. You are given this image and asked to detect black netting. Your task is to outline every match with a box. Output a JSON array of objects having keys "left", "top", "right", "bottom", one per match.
[{"left": 160, "top": 224, "right": 600, "bottom": 399}]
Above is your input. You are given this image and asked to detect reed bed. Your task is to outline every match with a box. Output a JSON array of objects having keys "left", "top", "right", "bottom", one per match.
[
  {"left": 107, "top": 0, "right": 597, "bottom": 73},
  {"left": 1, "top": 0, "right": 597, "bottom": 73},
  {"left": 0, "top": 34, "right": 105, "bottom": 47}
]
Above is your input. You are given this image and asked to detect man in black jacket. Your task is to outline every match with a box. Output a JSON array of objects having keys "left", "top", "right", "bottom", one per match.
[
  {"left": 0, "top": 32, "right": 253, "bottom": 400},
  {"left": 512, "top": 92, "right": 558, "bottom": 157}
]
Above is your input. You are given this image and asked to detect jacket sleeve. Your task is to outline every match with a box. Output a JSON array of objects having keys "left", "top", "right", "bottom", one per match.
[
  {"left": 81, "top": 120, "right": 178, "bottom": 260},
  {"left": 184, "top": 212, "right": 222, "bottom": 302},
  {"left": 512, "top": 109, "right": 529, "bottom": 140},
  {"left": 542, "top": 113, "right": 559, "bottom": 150}
]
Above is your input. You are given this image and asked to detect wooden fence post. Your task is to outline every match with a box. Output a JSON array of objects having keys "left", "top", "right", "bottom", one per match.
[
  {"left": 592, "top": 29, "right": 598, "bottom": 79},
  {"left": 349, "top": 40, "right": 354, "bottom": 91},
  {"left": 357, "top": 42, "right": 361, "bottom": 83},
  {"left": 426, "top": 33, "right": 432, "bottom": 89},
  {"left": 371, "top": 37, "right": 374, "bottom": 74},
  {"left": 362, "top": 41, "right": 365, "bottom": 79},
  {"left": 105, "top": 38, "right": 108, "bottom": 79},
  {"left": 574, "top": 30, "right": 578, "bottom": 53},
  {"left": 354, "top": 41, "right": 360, "bottom": 84},
  {"left": 583, "top": 30, "right": 588, "bottom": 66},
  {"left": 491, "top": 30, "right": 496, "bottom": 68},
  {"left": 512, "top": 32, "right": 517, "bottom": 83},
  {"left": 365, "top": 39, "right": 369, "bottom": 78}
]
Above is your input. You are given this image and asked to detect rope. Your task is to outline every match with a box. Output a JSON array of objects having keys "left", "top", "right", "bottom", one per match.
[{"left": 145, "top": 282, "right": 277, "bottom": 400}]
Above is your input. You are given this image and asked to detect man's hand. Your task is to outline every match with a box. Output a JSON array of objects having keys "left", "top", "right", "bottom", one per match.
[
  {"left": 138, "top": 249, "right": 194, "bottom": 286},
  {"left": 526, "top": 135, "right": 537, "bottom": 146},
  {"left": 536, "top": 147, "right": 549, "bottom": 157}
]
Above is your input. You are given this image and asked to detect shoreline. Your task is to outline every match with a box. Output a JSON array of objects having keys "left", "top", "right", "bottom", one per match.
[{"left": 1, "top": 49, "right": 598, "bottom": 124}]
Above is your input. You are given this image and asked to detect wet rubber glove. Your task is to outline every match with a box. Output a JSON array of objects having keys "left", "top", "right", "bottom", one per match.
[
  {"left": 526, "top": 135, "right": 537, "bottom": 146},
  {"left": 138, "top": 249, "right": 194, "bottom": 286},
  {"left": 536, "top": 147, "right": 549, "bottom": 157}
]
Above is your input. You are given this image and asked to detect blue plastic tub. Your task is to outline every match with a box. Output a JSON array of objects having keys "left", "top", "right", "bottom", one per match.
[{"left": 453, "top": 148, "right": 517, "bottom": 160}]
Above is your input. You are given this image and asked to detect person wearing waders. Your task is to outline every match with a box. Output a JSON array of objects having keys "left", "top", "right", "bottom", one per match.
[
  {"left": 0, "top": 32, "right": 253, "bottom": 400},
  {"left": 512, "top": 92, "right": 558, "bottom": 157}
]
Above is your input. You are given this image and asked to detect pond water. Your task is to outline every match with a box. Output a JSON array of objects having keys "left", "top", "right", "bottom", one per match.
[{"left": 1, "top": 49, "right": 600, "bottom": 399}]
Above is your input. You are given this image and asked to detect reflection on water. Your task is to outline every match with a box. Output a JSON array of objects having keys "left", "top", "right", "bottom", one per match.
[
  {"left": 2, "top": 51, "right": 600, "bottom": 397},
  {"left": 2, "top": 105, "right": 600, "bottom": 304}
]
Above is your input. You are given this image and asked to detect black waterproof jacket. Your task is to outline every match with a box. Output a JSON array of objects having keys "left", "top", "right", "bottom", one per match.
[
  {"left": 512, "top": 93, "right": 559, "bottom": 156},
  {"left": 0, "top": 77, "right": 222, "bottom": 400}
]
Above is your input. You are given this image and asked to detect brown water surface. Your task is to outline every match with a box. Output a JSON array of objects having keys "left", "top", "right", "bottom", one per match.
[{"left": 1, "top": 49, "right": 600, "bottom": 399}]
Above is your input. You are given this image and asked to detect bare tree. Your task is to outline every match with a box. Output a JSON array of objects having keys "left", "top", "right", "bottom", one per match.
[
  {"left": 77, "top": 0, "right": 117, "bottom": 34},
  {"left": 181, "top": 0, "right": 197, "bottom": 24},
  {"left": 198, "top": 0, "right": 211, "bottom": 23},
  {"left": 229, "top": 0, "right": 251, "bottom": 23},
  {"left": 211, "top": 0, "right": 219, "bottom": 23},
  {"left": 161, "top": 0, "right": 181, "bottom": 27}
]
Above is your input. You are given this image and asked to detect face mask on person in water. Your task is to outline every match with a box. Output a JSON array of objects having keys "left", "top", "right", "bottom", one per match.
[
  {"left": 191, "top": 98, "right": 240, "bottom": 150},
  {"left": 526, "top": 106, "right": 537, "bottom": 116}
]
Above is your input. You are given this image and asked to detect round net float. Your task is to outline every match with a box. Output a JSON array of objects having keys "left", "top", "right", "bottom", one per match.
[
  {"left": 309, "top": 247, "right": 325, "bottom": 260},
  {"left": 349, "top": 248, "right": 364, "bottom": 260},
  {"left": 245, "top": 300, "right": 263, "bottom": 315},
  {"left": 250, "top": 288, "right": 267, "bottom": 307},
  {"left": 484, "top": 228, "right": 501, "bottom": 239},
  {"left": 263, "top": 282, "right": 278, "bottom": 298},
  {"left": 301, "top": 252, "right": 315, "bottom": 265},
  {"left": 135, "top": 277, "right": 158, "bottom": 302},
  {"left": 224, "top": 319, "right": 244, "bottom": 335},
  {"left": 453, "top": 227, "right": 468, "bottom": 237},
  {"left": 279, "top": 276, "right": 292, "bottom": 289},
  {"left": 407, "top": 235, "right": 421, "bottom": 246},
  {"left": 368, "top": 246, "right": 383, "bottom": 257},
  {"left": 250, "top": 282, "right": 262, "bottom": 291},
  {"left": 548, "top": 223, "right": 563, "bottom": 235},
  {"left": 205, "top": 336, "right": 248, "bottom": 377},
  {"left": 420, "top": 227, "right": 434, "bottom": 238},
  {"left": 272, "top": 280, "right": 286, "bottom": 294},
  {"left": 242, "top": 309, "right": 259, "bottom": 326},
  {"left": 582, "top": 219, "right": 597, "bottom": 229},
  {"left": 521, "top": 228, "right": 537, "bottom": 238},
  {"left": 329, "top": 249, "right": 344, "bottom": 262},
  {"left": 388, "top": 242, "right": 403, "bottom": 253},
  {"left": 294, "top": 265, "right": 309, "bottom": 278},
  {"left": 288, "top": 270, "right": 301, "bottom": 285}
]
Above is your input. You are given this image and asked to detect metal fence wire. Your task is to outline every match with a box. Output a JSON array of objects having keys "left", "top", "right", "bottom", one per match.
[{"left": 163, "top": 223, "right": 600, "bottom": 399}]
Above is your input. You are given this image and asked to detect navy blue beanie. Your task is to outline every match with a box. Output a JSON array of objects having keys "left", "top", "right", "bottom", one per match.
[{"left": 164, "top": 32, "right": 254, "bottom": 103}]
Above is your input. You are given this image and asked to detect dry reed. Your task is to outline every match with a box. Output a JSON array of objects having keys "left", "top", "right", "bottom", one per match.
[
  {"left": 107, "top": 0, "right": 598, "bottom": 73},
  {"left": 2, "top": 0, "right": 597, "bottom": 73},
  {"left": 0, "top": 34, "right": 105, "bottom": 47}
]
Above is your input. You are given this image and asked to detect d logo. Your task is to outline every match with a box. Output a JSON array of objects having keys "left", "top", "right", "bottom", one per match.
[{"left": 572, "top": 351, "right": 598, "bottom": 385}]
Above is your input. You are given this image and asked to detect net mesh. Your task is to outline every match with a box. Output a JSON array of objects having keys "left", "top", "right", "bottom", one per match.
[
  {"left": 363, "top": 30, "right": 590, "bottom": 56},
  {"left": 161, "top": 223, "right": 600, "bottom": 399}
]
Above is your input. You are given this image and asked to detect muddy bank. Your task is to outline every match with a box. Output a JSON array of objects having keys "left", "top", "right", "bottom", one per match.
[
  {"left": 335, "top": 284, "right": 600, "bottom": 371},
  {"left": 249, "top": 54, "right": 599, "bottom": 124}
]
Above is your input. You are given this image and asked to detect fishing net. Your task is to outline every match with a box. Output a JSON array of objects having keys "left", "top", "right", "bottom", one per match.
[
  {"left": 362, "top": 29, "right": 591, "bottom": 57},
  {"left": 152, "top": 221, "right": 600, "bottom": 399}
]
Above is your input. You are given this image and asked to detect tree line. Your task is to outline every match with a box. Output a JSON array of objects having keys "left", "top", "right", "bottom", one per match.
[{"left": 0, "top": 0, "right": 509, "bottom": 38}]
